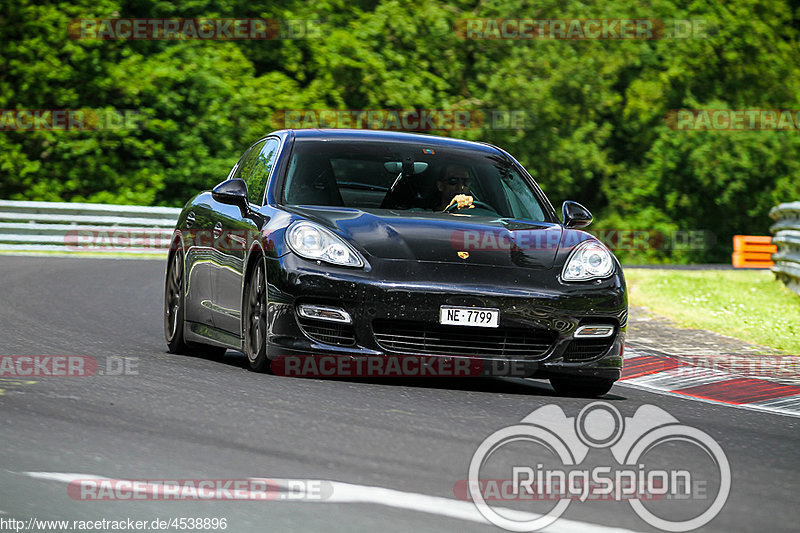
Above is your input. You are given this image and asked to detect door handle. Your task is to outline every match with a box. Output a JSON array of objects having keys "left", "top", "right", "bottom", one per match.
[{"left": 213, "top": 222, "right": 223, "bottom": 238}]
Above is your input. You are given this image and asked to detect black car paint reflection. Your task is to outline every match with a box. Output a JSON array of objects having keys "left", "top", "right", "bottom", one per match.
[{"left": 165, "top": 129, "right": 627, "bottom": 397}]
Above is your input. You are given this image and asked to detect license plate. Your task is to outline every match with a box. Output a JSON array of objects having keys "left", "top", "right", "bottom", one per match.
[{"left": 439, "top": 306, "right": 499, "bottom": 328}]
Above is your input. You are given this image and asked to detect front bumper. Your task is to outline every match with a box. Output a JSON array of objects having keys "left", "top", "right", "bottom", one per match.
[{"left": 264, "top": 254, "right": 627, "bottom": 380}]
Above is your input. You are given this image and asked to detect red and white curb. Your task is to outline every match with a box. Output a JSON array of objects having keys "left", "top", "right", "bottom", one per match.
[{"left": 618, "top": 348, "right": 800, "bottom": 417}]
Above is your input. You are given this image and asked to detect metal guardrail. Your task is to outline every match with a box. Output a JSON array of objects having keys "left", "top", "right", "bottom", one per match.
[
  {"left": 770, "top": 201, "right": 800, "bottom": 296},
  {"left": 0, "top": 199, "right": 180, "bottom": 255}
]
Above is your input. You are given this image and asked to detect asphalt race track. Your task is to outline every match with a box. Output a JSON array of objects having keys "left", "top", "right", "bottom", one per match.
[{"left": 0, "top": 255, "right": 797, "bottom": 533}]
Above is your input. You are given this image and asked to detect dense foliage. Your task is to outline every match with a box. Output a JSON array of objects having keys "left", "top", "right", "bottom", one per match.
[{"left": 1, "top": 0, "right": 799, "bottom": 262}]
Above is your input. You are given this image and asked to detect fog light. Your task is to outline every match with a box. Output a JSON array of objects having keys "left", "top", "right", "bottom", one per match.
[
  {"left": 297, "top": 304, "right": 352, "bottom": 324},
  {"left": 574, "top": 325, "right": 615, "bottom": 338}
]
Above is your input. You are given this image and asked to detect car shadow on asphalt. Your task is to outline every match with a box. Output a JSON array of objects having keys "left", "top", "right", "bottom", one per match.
[{"left": 181, "top": 349, "right": 626, "bottom": 401}]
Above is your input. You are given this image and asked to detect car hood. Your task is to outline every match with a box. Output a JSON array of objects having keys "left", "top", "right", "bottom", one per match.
[{"left": 285, "top": 206, "right": 564, "bottom": 269}]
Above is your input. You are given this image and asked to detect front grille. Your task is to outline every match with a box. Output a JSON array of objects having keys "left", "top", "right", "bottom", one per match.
[
  {"left": 372, "top": 319, "right": 556, "bottom": 358},
  {"left": 298, "top": 318, "right": 356, "bottom": 346},
  {"left": 563, "top": 338, "right": 615, "bottom": 362}
]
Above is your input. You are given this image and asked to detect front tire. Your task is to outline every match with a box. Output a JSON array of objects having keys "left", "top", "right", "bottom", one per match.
[
  {"left": 550, "top": 376, "right": 615, "bottom": 398},
  {"left": 244, "top": 259, "right": 271, "bottom": 372}
]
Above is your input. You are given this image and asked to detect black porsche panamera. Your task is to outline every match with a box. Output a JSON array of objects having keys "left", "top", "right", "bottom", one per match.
[{"left": 164, "top": 129, "right": 627, "bottom": 397}]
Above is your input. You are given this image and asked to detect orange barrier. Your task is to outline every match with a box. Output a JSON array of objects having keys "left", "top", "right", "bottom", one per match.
[{"left": 732, "top": 235, "right": 776, "bottom": 268}]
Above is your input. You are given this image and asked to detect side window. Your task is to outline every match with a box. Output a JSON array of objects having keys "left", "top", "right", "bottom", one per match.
[
  {"left": 244, "top": 138, "right": 280, "bottom": 205},
  {"left": 498, "top": 168, "right": 546, "bottom": 221},
  {"left": 232, "top": 139, "right": 267, "bottom": 184}
]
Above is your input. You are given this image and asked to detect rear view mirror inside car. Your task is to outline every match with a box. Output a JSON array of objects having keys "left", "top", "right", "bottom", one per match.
[{"left": 383, "top": 161, "right": 429, "bottom": 174}]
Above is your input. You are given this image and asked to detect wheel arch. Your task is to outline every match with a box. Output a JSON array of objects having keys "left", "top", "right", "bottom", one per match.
[
  {"left": 167, "top": 230, "right": 189, "bottom": 290},
  {"left": 241, "top": 241, "right": 269, "bottom": 345},
  {"left": 164, "top": 229, "right": 188, "bottom": 352}
]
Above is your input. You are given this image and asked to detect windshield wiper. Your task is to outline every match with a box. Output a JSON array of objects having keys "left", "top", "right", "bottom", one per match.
[
  {"left": 388, "top": 156, "right": 419, "bottom": 194},
  {"left": 388, "top": 171, "right": 404, "bottom": 193}
]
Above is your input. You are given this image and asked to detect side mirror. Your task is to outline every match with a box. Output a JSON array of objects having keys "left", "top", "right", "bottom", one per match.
[
  {"left": 212, "top": 178, "right": 248, "bottom": 207},
  {"left": 562, "top": 201, "right": 592, "bottom": 229}
]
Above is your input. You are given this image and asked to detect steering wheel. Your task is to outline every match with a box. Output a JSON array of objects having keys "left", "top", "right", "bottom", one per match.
[{"left": 444, "top": 199, "right": 495, "bottom": 213}]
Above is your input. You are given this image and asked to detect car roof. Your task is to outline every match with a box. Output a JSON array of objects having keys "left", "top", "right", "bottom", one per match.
[{"left": 272, "top": 129, "right": 503, "bottom": 154}]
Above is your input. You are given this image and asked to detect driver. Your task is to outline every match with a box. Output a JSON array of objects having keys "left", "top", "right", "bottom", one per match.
[{"left": 435, "top": 164, "right": 474, "bottom": 211}]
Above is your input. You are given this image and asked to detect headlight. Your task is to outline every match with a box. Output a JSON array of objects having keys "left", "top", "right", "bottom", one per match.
[
  {"left": 562, "top": 240, "right": 615, "bottom": 281},
  {"left": 286, "top": 221, "right": 364, "bottom": 268}
]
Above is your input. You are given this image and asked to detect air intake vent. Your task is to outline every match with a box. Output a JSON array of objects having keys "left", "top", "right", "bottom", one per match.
[
  {"left": 372, "top": 320, "right": 556, "bottom": 358},
  {"left": 563, "top": 338, "right": 614, "bottom": 362},
  {"left": 298, "top": 318, "right": 356, "bottom": 346}
]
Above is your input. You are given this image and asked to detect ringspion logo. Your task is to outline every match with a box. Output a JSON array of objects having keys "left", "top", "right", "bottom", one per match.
[{"left": 466, "top": 402, "right": 730, "bottom": 531}]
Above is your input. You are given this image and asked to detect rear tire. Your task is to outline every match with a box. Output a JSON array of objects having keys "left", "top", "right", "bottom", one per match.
[
  {"left": 164, "top": 248, "right": 189, "bottom": 354},
  {"left": 550, "top": 376, "right": 615, "bottom": 398},
  {"left": 164, "top": 247, "right": 228, "bottom": 359},
  {"left": 244, "top": 259, "right": 271, "bottom": 373}
]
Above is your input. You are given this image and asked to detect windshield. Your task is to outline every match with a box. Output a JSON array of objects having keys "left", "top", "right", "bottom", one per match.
[{"left": 281, "top": 139, "right": 548, "bottom": 221}]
